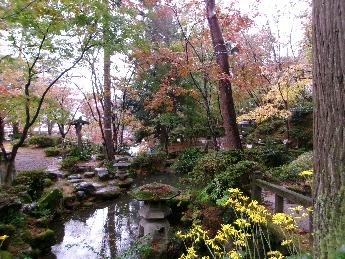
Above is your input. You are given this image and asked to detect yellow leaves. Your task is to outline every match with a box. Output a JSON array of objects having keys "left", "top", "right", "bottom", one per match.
[{"left": 237, "top": 103, "right": 291, "bottom": 124}]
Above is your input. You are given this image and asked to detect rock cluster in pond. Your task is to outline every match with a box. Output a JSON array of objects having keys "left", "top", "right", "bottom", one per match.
[{"left": 61, "top": 156, "right": 133, "bottom": 204}]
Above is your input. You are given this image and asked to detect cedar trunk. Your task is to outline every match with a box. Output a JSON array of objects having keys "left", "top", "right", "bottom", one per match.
[
  {"left": 312, "top": 0, "right": 345, "bottom": 257},
  {"left": 205, "top": 0, "right": 241, "bottom": 150}
]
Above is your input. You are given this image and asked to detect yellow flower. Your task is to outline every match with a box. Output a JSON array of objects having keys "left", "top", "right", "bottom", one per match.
[
  {"left": 299, "top": 170, "right": 313, "bottom": 177},
  {"left": 234, "top": 219, "right": 251, "bottom": 228},
  {"left": 281, "top": 239, "right": 293, "bottom": 246},
  {"left": 227, "top": 249, "right": 241, "bottom": 259},
  {"left": 267, "top": 250, "right": 284, "bottom": 259},
  {"left": 0, "top": 235, "right": 9, "bottom": 241}
]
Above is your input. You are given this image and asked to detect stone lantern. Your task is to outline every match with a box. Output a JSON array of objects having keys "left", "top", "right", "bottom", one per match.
[
  {"left": 130, "top": 182, "right": 180, "bottom": 255},
  {"left": 70, "top": 116, "right": 89, "bottom": 148}
]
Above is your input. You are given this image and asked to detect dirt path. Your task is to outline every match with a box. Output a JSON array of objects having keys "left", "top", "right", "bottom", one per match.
[{"left": 15, "top": 147, "right": 60, "bottom": 171}]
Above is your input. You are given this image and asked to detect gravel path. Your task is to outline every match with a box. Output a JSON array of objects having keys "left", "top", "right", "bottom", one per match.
[{"left": 15, "top": 147, "right": 60, "bottom": 171}]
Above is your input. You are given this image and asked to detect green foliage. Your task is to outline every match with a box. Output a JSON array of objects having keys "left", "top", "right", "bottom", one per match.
[
  {"left": 60, "top": 156, "right": 80, "bottom": 172},
  {"left": 28, "top": 135, "right": 61, "bottom": 148},
  {"left": 116, "top": 236, "right": 152, "bottom": 259},
  {"left": 44, "top": 146, "right": 63, "bottom": 157},
  {"left": 259, "top": 144, "right": 292, "bottom": 167},
  {"left": 203, "top": 161, "right": 260, "bottom": 202},
  {"left": 188, "top": 150, "right": 244, "bottom": 185},
  {"left": 270, "top": 151, "right": 313, "bottom": 180},
  {"left": 66, "top": 145, "right": 94, "bottom": 161},
  {"left": 37, "top": 189, "right": 63, "bottom": 214},
  {"left": 13, "top": 170, "right": 48, "bottom": 200},
  {"left": 172, "top": 148, "right": 205, "bottom": 174},
  {"left": 132, "top": 151, "right": 167, "bottom": 173}
]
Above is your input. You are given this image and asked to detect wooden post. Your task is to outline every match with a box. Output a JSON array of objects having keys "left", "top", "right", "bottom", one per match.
[
  {"left": 274, "top": 194, "right": 284, "bottom": 213},
  {"left": 251, "top": 171, "right": 262, "bottom": 203}
]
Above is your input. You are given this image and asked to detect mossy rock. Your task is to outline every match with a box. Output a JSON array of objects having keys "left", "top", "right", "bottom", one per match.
[
  {"left": 0, "top": 225, "right": 15, "bottom": 250},
  {"left": 27, "top": 229, "right": 56, "bottom": 252},
  {"left": 0, "top": 251, "right": 13, "bottom": 259},
  {"left": 35, "top": 216, "right": 51, "bottom": 228},
  {"left": 38, "top": 189, "right": 63, "bottom": 214}
]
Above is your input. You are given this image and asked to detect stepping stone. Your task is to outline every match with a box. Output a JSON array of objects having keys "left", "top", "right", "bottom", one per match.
[
  {"left": 68, "top": 179, "right": 83, "bottom": 184},
  {"left": 94, "top": 186, "right": 121, "bottom": 201},
  {"left": 46, "top": 169, "right": 66, "bottom": 179},
  {"left": 84, "top": 171, "right": 95, "bottom": 178},
  {"left": 113, "top": 162, "right": 131, "bottom": 170},
  {"left": 68, "top": 174, "right": 81, "bottom": 180},
  {"left": 95, "top": 168, "right": 109, "bottom": 181},
  {"left": 75, "top": 182, "right": 96, "bottom": 194}
]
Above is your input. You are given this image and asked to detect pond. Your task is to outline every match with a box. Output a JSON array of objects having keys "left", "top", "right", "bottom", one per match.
[{"left": 46, "top": 173, "right": 180, "bottom": 259}]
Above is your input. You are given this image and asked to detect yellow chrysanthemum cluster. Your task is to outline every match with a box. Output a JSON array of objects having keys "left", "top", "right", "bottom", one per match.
[
  {"left": 177, "top": 188, "right": 304, "bottom": 259},
  {"left": 298, "top": 170, "right": 313, "bottom": 177}
]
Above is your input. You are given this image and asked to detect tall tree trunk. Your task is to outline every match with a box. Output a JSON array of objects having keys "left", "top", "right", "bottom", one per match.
[
  {"left": 205, "top": 0, "right": 241, "bottom": 150},
  {"left": 103, "top": 14, "right": 114, "bottom": 160},
  {"left": 312, "top": 0, "right": 345, "bottom": 257}
]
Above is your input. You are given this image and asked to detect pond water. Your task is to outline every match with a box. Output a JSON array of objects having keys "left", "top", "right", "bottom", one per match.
[
  {"left": 47, "top": 173, "right": 180, "bottom": 259},
  {"left": 49, "top": 197, "right": 141, "bottom": 259}
]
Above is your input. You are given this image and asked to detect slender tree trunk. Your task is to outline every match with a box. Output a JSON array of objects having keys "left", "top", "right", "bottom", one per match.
[
  {"left": 312, "top": 0, "right": 345, "bottom": 257},
  {"left": 103, "top": 19, "right": 114, "bottom": 160},
  {"left": 205, "top": 0, "right": 241, "bottom": 150},
  {"left": 47, "top": 120, "right": 53, "bottom": 135},
  {"left": 12, "top": 122, "right": 19, "bottom": 137},
  {"left": 0, "top": 117, "right": 7, "bottom": 160}
]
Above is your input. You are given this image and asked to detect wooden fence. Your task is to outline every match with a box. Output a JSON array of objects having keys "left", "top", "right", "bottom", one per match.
[{"left": 251, "top": 172, "right": 313, "bottom": 234}]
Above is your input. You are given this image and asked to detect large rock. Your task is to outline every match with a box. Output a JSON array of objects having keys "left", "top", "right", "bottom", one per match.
[
  {"left": 95, "top": 168, "right": 109, "bottom": 181},
  {"left": 26, "top": 229, "right": 56, "bottom": 252},
  {"left": 37, "top": 189, "right": 63, "bottom": 213},
  {"left": 94, "top": 186, "right": 121, "bottom": 201},
  {"left": 75, "top": 182, "right": 96, "bottom": 194},
  {"left": 46, "top": 169, "right": 66, "bottom": 179}
]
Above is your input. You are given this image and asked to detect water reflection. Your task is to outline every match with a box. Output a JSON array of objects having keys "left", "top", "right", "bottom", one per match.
[{"left": 51, "top": 198, "right": 141, "bottom": 259}]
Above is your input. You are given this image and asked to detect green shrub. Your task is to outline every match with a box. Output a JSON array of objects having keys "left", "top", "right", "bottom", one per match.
[
  {"left": 13, "top": 170, "right": 47, "bottom": 200},
  {"left": 60, "top": 156, "right": 80, "bottom": 172},
  {"left": 204, "top": 160, "right": 260, "bottom": 202},
  {"left": 271, "top": 151, "right": 313, "bottom": 180},
  {"left": 172, "top": 147, "right": 205, "bottom": 174},
  {"left": 28, "top": 135, "right": 61, "bottom": 148},
  {"left": 188, "top": 150, "right": 244, "bottom": 185},
  {"left": 259, "top": 144, "right": 291, "bottom": 167},
  {"left": 66, "top": 145, "right": 94, "bottom": 161},
  {"left": 44, "top": 146, "right": 63, "bottom": 157},
  {"left": 132, "top": 151, "right": 167, "bottom": 173}
]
